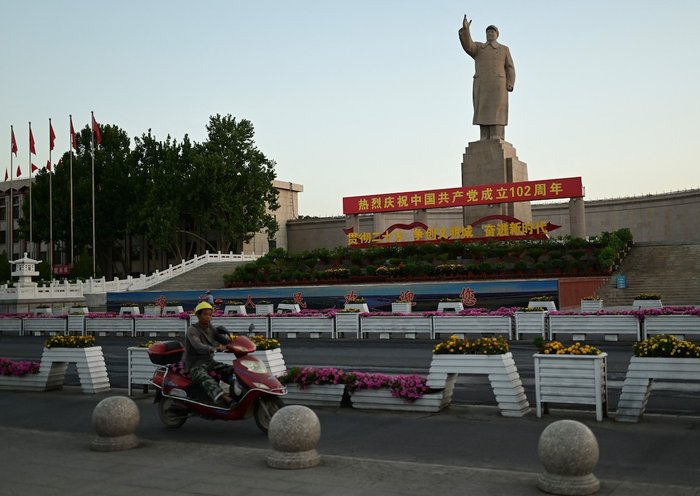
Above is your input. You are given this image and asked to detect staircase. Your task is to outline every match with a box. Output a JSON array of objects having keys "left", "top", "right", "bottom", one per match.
[
  {"left": 597, "top": 244, "right": 700, "bottom": 307},
  {"left": 146, "top": 262, "right": 247, "bottom": 291}
]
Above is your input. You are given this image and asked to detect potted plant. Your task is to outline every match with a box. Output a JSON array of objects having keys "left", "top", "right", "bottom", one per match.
[
  {"left": 69, "top": 304, "right": 89, "bottom": 315},
  {"left": 346, "top": 370, "right": 450, "bottom": 413},
  {"left": 533, "top": 338, "right": 608, "bottom": 421},
  {"left": 223, "top": 300, "right": 247, "bottom": 315},
  {"left": 255, "top": 300, "right": 275, "bottom": 315},
  {"left": 277, "top": 299, "right": 301, "bottom": 314},
  {"left": 214, "top": 335, "right": 286, "bottom": 377},
  {"left": 344, "top": 291, "right": 369, "bottom": 313},
  {"left": 580, "top": 295, "right": 603, "bottom": 312},
  {"left": 437, "top": 297, "right": 465, "bottom": 313},
  {"left": 427, "top": 336, "right": 530, "bottom": 417},
  {"left": 617, "top": 334, "right": 700, "bottom": 422},
  {"left": 391, "top": 289, "right": 415, "bottom": 314},
  {"left": 41, "top": 335, "right": 111, "bottom": 394},
  {"left": 119, "top": 303, "right": 141, "bottom": 316},
  {"left": 34, "top": 304, "right": 53, "bottom": 315},
  {"left": 514, "top": 306, "right": 548, "bottom": 340},
  {"left": 0, "top": 357, "right": 46, "bottom": 391},
  {"left": 528, "top": 296, "right": 557, "bottom": 312},
  {"left": 632, "top": 293, "right": 663, "bottom": 309},
  {"left": 163, "top": 301, "right": 184, "bottom": 315},
  {"left": 279, "top": 366, "right": 347, "bottom": 407}
]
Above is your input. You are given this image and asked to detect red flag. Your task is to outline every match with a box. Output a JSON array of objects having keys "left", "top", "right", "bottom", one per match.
[
  {"left": 11, "top": 129, "right": 18, "bottom": 156},
  {"left": 16, "top": 165, "right": 21, "bottom": 177},
  {"left": 46, "top": 160, "right": 52, "bottom": 172},
  {"left": 4, "top": 170, "right": 7, "bottom": 182},
  {"left": 91, "top": 113, "right": 101, "bottom": 145},
  {"left": 70, "top": 115, "right": 77, "bottom": 150},
  {"left": 31, "top": 163, "right": 39, "bottom": 174},
  {"left": 29, "top": 126, "right": 36, "bottom": 155},
  {"left": 49, "top": 121, "right": 56, "bottom": 151}
]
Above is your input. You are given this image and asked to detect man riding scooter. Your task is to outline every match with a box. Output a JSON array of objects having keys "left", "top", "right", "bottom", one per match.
[{"left": 184, "top": 301, "right": 238, "bottom": 406}]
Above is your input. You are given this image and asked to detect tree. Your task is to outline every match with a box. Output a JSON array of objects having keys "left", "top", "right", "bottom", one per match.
[{"left": 191, "top": 114, "right": 279, "bottom": 252}]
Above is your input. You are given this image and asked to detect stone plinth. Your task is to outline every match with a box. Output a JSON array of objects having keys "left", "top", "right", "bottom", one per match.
[
  {"left": 461, "top": 139, "right": 531, "bottom": 226},
  {"left": 267, "top": 405, "right": 321, "bottom": 469}
]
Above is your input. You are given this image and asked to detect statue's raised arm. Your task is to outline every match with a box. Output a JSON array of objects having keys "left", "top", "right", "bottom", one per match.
[{"left": 459, "top": 15, "right": 476, "bottom": 56}]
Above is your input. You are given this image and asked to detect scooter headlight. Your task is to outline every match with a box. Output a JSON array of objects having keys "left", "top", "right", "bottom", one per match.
[
  {"left": 252, "top": 382, "right": 271, "bottom": 390},
  {"left": 241, "top": 359, "right": 268, "bottom": 374}
]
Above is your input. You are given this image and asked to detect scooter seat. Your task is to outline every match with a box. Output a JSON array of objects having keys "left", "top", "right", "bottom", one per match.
[{"left": 168, "top": 362, "right": 224, "bottom": 381}]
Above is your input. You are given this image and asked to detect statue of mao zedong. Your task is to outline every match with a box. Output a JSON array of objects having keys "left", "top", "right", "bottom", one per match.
[{"left": 459, "top": 15, "right": 516, "bottom": 140}]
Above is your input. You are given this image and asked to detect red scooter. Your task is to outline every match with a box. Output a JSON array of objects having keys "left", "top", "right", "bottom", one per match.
[{"left": 148, "top": 336, "right": 286, "bottom": 433}]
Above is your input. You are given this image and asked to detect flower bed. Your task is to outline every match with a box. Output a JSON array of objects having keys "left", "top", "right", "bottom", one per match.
[
  {"left": 0, "top": 358, "right": 40, "bottom": 376},
  {"left": 427, "top": 336, "right": 529, "bottom": 417},
  {"left": 269, "top": 310, "right": 335, "bottom": 338},
  {"left": 617, "top": 335, "right": 700, "bottom": 422}
]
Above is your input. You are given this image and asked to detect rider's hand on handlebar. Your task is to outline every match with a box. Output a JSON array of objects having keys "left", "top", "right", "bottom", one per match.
[{"left": 217, "top": 344, "right": 227, "bottom": 351}]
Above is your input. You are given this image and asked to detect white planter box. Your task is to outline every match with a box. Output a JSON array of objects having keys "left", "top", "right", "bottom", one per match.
[
  {"left": 633, "top": 299, "right": 663, "bottom": 309},
  {"left": 34, "top": 307, "right": 53, "bottom": 315},
  {"left": 391, "top": 302, "right": 413, "bottom": 314},
  {"left": 143, "top": 306, "right": 159, "bottom": 316},
  {"left": 284, "top": 384, "right": 346, "bottom": 407},
  {"left": 163, "top": 305, "right": 184, "bottom": 315},
  {"left": 127, "top": 347, "right": 158, "bottom": 396},
  {"left": 344, "top": 303, "right": 369, "bottom": 313},
  {"left": 427, "top": 353, "right": 530, "bottom": 417},
  {"left": 277, "top": 303, "right": 301, "bottom": 313},
  {"left": 617, "top": 357, "right": 700, "bottom": 422},
  {"left": 528, "top": 300, "right": 556, "bottom": 311},
  {"left": 580, "top": 300, "right": 603, "bottom": 312},
  {"left": 255, "top": 304, "right": 274, "bottom": 315},
  {"left": 119, "top": 306, "right": 141, "bottom": 316},
  {"left": 534, "top": 353, "right": 608, "bottom": 421},
  {"left": 134, "top": 317, "right": 188, "bottom": 337},
  {"left": 40, "top": 346, "right": 111, "bottom": 394},
  {"left": 349, "top": 387, "right": 451, "bottom": 413},
  {"left": 214, "top": 348, "right": 286, "bottom": 377},
  {"left": 514, "top": 311, "right": 547, "bottom": 340},
  {"left": 432, "top": 315, "right": 512, "bottom": 339},
  {"left": 22, "top": 317, "right": 67, "bottom": 336},
  {"left": 0, "top": 371, "right": 55, "bottom": 392},
  {"left": 212, "top": 315, "right": 269, "bottom": 336},
  {"left": 360, "top": 316, "right": 432, "bottom": 339},
  {"left": 335, "top": 313, "right": 360, "bottom": 338},
  {"left": 223, "top": 305, "right": 247, "bottom": 315},
  {"left": 549, "top": 314, "right": 640, "bottom": 341},
  {"left": 68, "top": 307, "right": 89, "bottom": 315},
  {"left": 85, "top": 317, "right": 135, "bottom": 337},
  {"left": 643, "top": 315, "right": 700, "bottom": 339},
  {"left": 437, "top": 302, "right": 464, "bottom": 313},
  {"left": 67, "top": 315, "right": 86, "bottom": 335},
  {"left": 270, "top": 316, "right": 334, "bottom": 338},
  {"left": 0, "top": 318, "right": 22, "bottom": 336}
]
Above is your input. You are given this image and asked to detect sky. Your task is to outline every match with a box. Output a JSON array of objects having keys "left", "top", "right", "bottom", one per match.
[{"left": 2, "top": 1, "right": 699, "bottom": 217}]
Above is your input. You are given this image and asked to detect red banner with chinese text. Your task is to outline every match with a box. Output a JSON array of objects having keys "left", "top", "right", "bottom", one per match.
[{"left": 342, "top": 177, "right": 583, "bottom": 215}]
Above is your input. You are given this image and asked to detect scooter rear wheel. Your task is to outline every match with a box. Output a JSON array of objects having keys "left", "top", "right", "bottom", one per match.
[
  {"left": 158, "top": 398, "right": 188, "bottom": 428},
  {"left": 254, "top": 396, "right": 284, "bottom": 434}
]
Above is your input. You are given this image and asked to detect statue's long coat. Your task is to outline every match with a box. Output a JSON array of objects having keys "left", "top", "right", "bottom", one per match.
[{"left": 459, "top": 29, "right": 515, "bottom": 126}]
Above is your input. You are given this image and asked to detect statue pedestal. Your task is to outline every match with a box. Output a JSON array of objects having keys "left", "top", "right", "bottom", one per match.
[{"left": 461, "top": 139, "right": 532, "bottom": 227}]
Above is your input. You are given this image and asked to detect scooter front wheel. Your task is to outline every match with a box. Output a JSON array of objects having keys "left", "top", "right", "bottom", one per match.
[
  {"left": 254, "top": 396, "right": 284, "bottom": 434},
  {"left": 158, "top": 398, "right": 188, "bottom": 428}
]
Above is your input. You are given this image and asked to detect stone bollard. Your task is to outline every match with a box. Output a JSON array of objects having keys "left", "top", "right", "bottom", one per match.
[
  {"left": 537, "top": 419, "right": 600, "bottom": 495},
  {"left": 90, "top": 396, "right": 140, "bottom": 452},
  {"left": 267, "top": 405, "right": 321, "bottom": 469}
]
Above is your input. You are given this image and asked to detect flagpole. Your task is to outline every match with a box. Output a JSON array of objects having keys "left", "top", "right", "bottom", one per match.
[
  {"left": 69, "top": 115, "right": 74, "bottom": 266},
  {"left": 8, "top": 126, "right": 14, "bottom": 259},
  {"left": 28, "top": 122, "right": 33, "bottom": 258},
  {"left": 91, "top": 111, "right": 96, "bottom": 278},
  {"left": 48, "top": 118, "right": 53, "bottom": 280}
]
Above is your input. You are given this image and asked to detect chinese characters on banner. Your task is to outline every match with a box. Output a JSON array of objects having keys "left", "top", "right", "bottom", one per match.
[
  {"left": 347, "top": 220, "right": 555, "bottom": 247},
  {"left": 342, "top": 177, "right": 583, "bottom": 215}
]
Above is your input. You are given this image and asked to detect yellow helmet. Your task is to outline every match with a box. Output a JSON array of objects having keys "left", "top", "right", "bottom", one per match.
[{"left": 194, "top": 301, "right": 214, "bottom": 314}]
